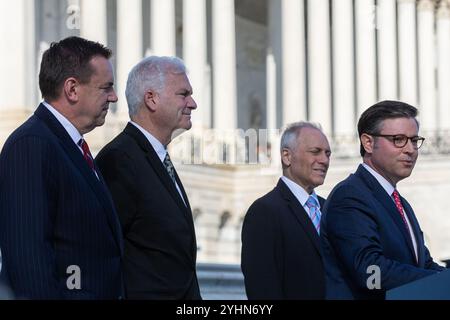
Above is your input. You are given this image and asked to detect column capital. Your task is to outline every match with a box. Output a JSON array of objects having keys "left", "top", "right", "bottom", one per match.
[
  {"left": 417, "top": 0, "right": 436, "bottom": 11},
  {"left": 438, "top": 0, "right": 450, "bottom": 18}
]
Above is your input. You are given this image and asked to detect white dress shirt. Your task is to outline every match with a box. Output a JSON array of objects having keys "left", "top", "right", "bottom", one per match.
[
  {"left": 43, "top": 101, "right": 101, "bottom": 179},
  {"left": 281, "top": 176, "right": 321, "bottom": 228},
  {"left": 130, "top": 121, "right": 186, "bottom": 205}
]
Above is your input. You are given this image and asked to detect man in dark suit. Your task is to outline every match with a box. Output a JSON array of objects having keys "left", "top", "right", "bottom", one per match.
[
  {"left": 96, "top": 56, "right": 200, "bottom": 299},
  {"left": 321, "top": 100, "right": 445, "bottom": 300},
  {"left": 241, "top": 122, "right": 331, "bottom": 299},
  {"left": 0, "top": 37, "right": 123, "bottom": 299}
]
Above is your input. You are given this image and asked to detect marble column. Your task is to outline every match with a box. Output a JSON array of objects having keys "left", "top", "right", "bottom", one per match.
[
  {"left": 398, "top": 0, "right": 418, "bottom": 106},
  {"left": 151, "top": 0, "right": 176, "bottom": 56},
  {"left": 266, "top": 0, "right": 282, "bottom": 130},
  {"left": 355, "top": 0, "right": 377, "bottom": 116},
  {"left": 80, "top": 0, "right": 107, "bottom": 45},
  {"left": 437, "top": 0, "right": 450, "bottom": 130},
  {"left": 183, "top": 0, "right": 209, "bottom": 128},
  {"left": 332, "top": 0, "right": 355, "bottom": 136},
  {"left": 377, "top": 0, "right": 398, "bottom": 100},
  {"left": 0, "top": 0, "right": 32, "bottom": 110},
  {"left": 116, "top": 0, "right": 143, "bottom": 118},
  {"left": 281, "top": 0, "right": 306, "bottom": 127},
  {"left": 418, "top": 0, "right": 437, "bottom": 133},
  {"left": 212, "top": 0, "right": 237, "bottom": 129},
  {"left": 307, "top": 0, "right": 331, "bottom": 134}
]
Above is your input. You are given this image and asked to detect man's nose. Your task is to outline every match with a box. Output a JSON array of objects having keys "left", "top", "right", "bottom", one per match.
[
  {"left": 109, "top": 89, "right": 118, "bottom": 103},
  {"left": 188, "top": 96, "right": 197, "bottom": 109}
]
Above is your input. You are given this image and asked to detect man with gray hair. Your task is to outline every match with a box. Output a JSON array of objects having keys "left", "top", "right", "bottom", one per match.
[
  {"left": 241, "top": 122, "right": 331, "bottom": 299},
  {"left": 96, "top": 56, "right": 200, "bottom": 299}
]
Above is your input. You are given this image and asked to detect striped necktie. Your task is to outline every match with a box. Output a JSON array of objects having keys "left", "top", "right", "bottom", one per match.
[
  {"left": 78, "top": 138, "right": 96, "bottom": 173},
  {"left": 305, "top": 195, "right": 321, "bottom": 234}
]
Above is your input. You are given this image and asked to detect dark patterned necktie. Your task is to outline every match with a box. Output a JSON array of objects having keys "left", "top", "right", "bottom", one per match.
[{"left": 163, "top": 152, "right": 177, "bottom": 185}]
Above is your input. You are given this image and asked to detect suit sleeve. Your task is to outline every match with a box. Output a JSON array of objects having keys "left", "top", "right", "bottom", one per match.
[
  {"left": 95, "top": 148, "right": 137, "bottom": 233},
  {"left": 241, "top": 200, "right": 283, "bottom": 299},
  {"left": 0, "top": 136, "right": 61, "bottom": 299},
  {"left": 325, "top": 184, "right": 439, "bottom": 292},
  {"left": 420, "top": 231, "right": 446, "bottom": 271}
]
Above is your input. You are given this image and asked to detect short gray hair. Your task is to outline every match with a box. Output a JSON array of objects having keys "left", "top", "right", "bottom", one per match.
[
  {"left": 280, "top": 121, "right": 323, "bottom": 152},
  {"left": 125, "top": 56, "right": 187, "bottom": 117}
]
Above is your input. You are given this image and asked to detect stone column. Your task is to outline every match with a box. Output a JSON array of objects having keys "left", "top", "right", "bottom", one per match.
[
  {"left": 437, "top": 0, "right": 450, "bottom": 130},
  {"left": 80, "top": 0, "right": 107, "bottom": 44},
  {"left": 398, "top": 0, "right": 418, "bottom": 106},
  {"left": 212, "top": 0, "right": 237, "bottom": 129},
  {"left": 418, "top": 0, "right": 437, "bottom": 133},
  {"left": 116, "top": 0, "right": 143, "bottom": 118},
  {"left": 0, "top": 0, "right": 29, "bottom": 110},
  {"left": 332, "top": 0, "right": 355, "bottom": 137},
  {"left": 281, "top": 0, "right": 306, "bottom": 127},
  {"left": 0, "top": 0, "right": 36, "bottom": 147},
  {"left": 307, "top": 0, "right": 331, "bottom": 134},
  {"left": 183, "top": 0, "right": 209, "bottom": 128},
  {"left": 266, "top": 0, "right": 282, "bottom": 130},
  {"left": 151, "top": 0, "right": 176, "bottom": 56},
  {"left": 355, "top": 0, "right": 377, "bottom": 116},
  {"left": 377, "top": 0, "right": 398, "bottom": 100}
]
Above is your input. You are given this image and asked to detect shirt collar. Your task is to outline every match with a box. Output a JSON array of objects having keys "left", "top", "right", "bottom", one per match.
[
  {"left": 129, "top": 121, "right": 167, "bottom": 162},
  {"left": 362, "top": 163, "right": 395, "bottom": 196},
  {"left": 281, "top": 176, "right": 320, "bottom": 208},
  {"left": 42, "top": 101, "right": 83, "bottom": 147}
]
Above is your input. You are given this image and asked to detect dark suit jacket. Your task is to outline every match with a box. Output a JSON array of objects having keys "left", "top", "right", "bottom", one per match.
[
  {"left": 0, "top": 104, "right": 124, "bottom": 299},
  {"left": 95, "top": 123, "right": 201, "bottom": 300},
  {"left": 241, "top": 179, "right": 326, "bottom": 300},
  {"left": 321, "top": 164, "right": 444, "bottom": 300}
]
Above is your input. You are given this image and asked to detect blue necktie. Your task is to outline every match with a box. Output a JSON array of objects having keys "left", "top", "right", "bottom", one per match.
[{"left": 305, "top": 195, "right": 321, "bottom": 234}]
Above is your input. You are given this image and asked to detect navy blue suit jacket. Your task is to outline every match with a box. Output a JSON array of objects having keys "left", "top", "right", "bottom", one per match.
[
  {"left": 0, "top": 104, "right": 124, "bottom": 299},
  {"left": 241, "top": 179, "right": 326, "bottom": 299},
  {"left": 321, "top": 164, "right": 444, "bottom": 299}
]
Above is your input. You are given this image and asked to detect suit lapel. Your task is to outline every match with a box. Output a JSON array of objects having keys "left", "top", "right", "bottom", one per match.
[
  {"left": 124, "top": 124, "right": 195, "bottom": 226},
  {"left": 277, "top": 179, "right": 322, "bottom": 257},
  {"left": 355, "top": 165, "right": 417, "bottom": 263},
  {"left": 35, "top": 104, "right": 123, "bottom": 251},
  {"left": 401, "top": 198, "right": 424, "bottom": 266}
]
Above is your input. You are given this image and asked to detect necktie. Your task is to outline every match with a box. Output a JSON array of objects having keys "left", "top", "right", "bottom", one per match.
[
  {"left": 78, "top": 138, "right": 95, "bottom": 171},
  {"left": 392, "top": 190, "right": 411, "bottom": 235},
  {"left": 305, "top": 195, "right": 321, "bottom": 234},
  {"left": 163, "top": 152, "right": 177, "bottom": 185}
]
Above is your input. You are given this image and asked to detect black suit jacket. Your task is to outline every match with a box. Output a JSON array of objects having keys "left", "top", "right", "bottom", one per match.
[
  {"left": 321, "top": 165, "right": 444, "bottom": 299},
  {"left": 241, "top": 179, "right": 326, "bottom": 299},
  {"left": 96, "top": 123, "right": 201, "bottom": 300},
  {"left": 0, "top": 104, "right": 124, "bottom": 299}
]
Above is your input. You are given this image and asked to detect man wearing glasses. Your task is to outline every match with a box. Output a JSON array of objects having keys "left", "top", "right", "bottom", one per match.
[{"left": 321, "top": 100, "right": 445, "bottom": 300}]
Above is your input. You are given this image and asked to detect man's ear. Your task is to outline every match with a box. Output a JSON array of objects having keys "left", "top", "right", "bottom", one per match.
[
  {"left": 360, "top": 133, "right": 374, "bottom": 155},
  {"left": 63, "top": 77, "right": 79, "bottom": 103},
  {"left": 144, "top": 90, "right": 158, "bottom": 112},
  {"left": 281, "top": 148, "right": 291, "bottom": 167}
]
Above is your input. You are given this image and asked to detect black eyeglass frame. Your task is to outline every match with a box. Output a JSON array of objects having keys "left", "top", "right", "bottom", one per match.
[{"left": 369, "top": 134, "right": 425, "bottom": 149}]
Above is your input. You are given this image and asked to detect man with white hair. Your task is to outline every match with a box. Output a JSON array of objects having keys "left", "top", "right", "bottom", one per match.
[
  {"left": 241, "top": 122, "right": 331, "bottom": 299},
  {"left": 96, "top": 56, "right": 200, "bottom": 299}
]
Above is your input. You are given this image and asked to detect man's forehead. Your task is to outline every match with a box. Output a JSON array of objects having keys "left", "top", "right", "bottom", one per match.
[{"left": 379, "top": 117, "right": 418, "bottom": 131}]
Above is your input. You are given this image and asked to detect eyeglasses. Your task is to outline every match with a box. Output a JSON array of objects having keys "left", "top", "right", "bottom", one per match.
[{"left": 370, "top": 134, "right": 425, "bottom": 149}]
